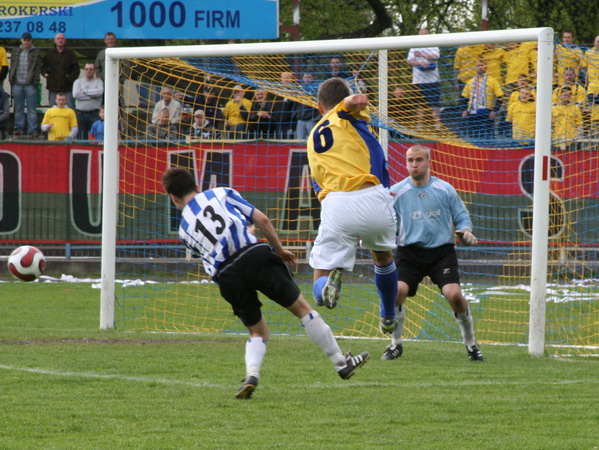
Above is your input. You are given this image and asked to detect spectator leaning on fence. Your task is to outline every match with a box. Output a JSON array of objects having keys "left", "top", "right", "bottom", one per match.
[{"left": 41, "top": 91, "right": 78, "bottom": 141}]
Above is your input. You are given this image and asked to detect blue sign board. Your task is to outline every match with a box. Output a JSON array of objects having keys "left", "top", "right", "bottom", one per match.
[{"left": 0, "top": 0, "right": 279, "bottom": 40}]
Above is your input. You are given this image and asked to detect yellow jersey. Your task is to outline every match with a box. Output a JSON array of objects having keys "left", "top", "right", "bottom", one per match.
[
  {"left": 552, "top": 103, "right": 582, "bottom": 143},
  {"left": 307, "top": 100, "right": 388, "bottom": 201},
  {"left": 583, "top": 47, "right": 599, "bottom": 95},
  {"left": 0, "top": 47, "right": 8, "bottom": 68},
  {"left": 503, "top": 42, "right": 535, "bottom": 84},
  {"left": 462, "top": 74, "right": 504, "bottom": 111},
  {"left": 507, "top": 99, "right": 536, "bottom": 140},
  {"left": 555, "top": 44, "right": 583, "bottom": 84},
  {"left": 481, "top": 47, "right": 504, "bottom": 83},
  {"left": 41, "top": 106, "right": 78, "bottom": 141},
  {"left": 507, "top": 89, "right": 536, "bottom": 111},
  {"left": 454, "top": 45, "right": 484, "bottom": 84},
  {"left": 224, "top": 98, "right": 252, "bottom": 126},
  {"left": 552, "top": 83, "right": 586, "bottom": 106}
]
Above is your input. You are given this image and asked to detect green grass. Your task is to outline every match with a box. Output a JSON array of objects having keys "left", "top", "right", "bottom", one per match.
[{"left": 1, "top": 282, "right": 598, "bottom": 449}]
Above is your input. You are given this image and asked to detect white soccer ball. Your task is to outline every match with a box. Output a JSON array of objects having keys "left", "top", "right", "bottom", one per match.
[{"left": 7, "top": 245, "right": 46, "bottom": 282}]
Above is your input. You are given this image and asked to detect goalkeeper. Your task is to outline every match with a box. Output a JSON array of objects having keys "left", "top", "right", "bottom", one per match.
[
  {"left": 382, "top": 144, "right": 483, "bottom": 362},
  {"left": 162, "top": 167, "right": 369, "bottom": 400}
]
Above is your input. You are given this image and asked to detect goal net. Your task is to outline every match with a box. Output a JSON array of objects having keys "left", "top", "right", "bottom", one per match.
[{"left": 101, "top": 28, "right": 599, "bottom": 356}]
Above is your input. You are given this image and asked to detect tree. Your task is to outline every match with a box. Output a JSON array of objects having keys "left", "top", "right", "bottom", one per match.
[{"left": 280, "top": 0, "right": 598, "bottom": 45}]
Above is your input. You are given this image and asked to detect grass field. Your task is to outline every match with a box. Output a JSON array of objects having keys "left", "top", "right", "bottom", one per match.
[{"left": 1, "top": 281, "right": 598, "bottom": 449}]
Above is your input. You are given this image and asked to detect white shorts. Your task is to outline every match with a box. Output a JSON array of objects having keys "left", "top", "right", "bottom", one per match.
[{"left": 309, "top": 184, "right": 397, "bottom": 271}]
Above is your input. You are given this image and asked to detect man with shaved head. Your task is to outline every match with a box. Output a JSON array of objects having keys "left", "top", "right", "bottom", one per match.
[{"left": 383, "top": 144, "right": 483, "bottom": 362}]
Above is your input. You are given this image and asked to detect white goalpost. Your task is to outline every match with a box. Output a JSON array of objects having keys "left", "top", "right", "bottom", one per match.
[{"left": 100, "top": 28, "right": 556, "bottom": 356}]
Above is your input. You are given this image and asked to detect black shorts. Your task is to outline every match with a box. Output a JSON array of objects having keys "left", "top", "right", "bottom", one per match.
[
  {"left": 216, "top": 243, "right": 301, "bottom": 327},
  {"left": 394, "top": 244, "right": 460, "bottom": 297}
]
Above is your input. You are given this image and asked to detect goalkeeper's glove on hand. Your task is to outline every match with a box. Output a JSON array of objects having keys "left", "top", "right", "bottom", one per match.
[{"left": 457, "top": 230, "right": 478, "bottom": 246}]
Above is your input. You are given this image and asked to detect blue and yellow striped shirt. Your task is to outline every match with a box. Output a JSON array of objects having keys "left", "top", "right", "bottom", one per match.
[{"left": 307, "top": 100, "right": 389, "bottom": 201}]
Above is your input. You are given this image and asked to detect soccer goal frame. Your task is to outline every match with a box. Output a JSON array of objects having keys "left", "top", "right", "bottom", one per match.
[{"left": 100, "top": 28, "right": 555, "bottom": 356}]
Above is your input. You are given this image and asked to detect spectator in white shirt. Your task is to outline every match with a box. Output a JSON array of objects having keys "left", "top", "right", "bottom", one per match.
[{"left": 406, "top": 29, "right": 442, "bottom": 130}]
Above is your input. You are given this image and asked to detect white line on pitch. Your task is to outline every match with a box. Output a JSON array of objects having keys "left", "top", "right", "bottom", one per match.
[
  {"left": 1, "top": 364, "right": 598, "bottom": 390},
  {"left": 0, "top": 364, "right": 225, "bottom": 389}
]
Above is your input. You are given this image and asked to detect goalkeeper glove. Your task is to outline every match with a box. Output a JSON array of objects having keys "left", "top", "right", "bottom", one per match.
[{"left": 456, "top": 230, "right": 478, "bottom": 246}]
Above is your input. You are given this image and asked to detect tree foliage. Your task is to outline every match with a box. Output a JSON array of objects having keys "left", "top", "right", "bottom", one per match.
[{"left": 280, "top": 0, "right": 598, "bottom": 45}]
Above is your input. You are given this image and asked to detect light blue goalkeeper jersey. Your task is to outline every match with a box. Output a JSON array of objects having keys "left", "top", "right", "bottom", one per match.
[
  {"left": 390, "top": 176, "right": 473, "bottom": 248},
  {"left": 178, "top": 187, "right": 257, "bottom": 279}
]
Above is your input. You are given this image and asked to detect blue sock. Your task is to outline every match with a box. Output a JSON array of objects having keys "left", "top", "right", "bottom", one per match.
[
  {"left": 375, "top": 261, "right": 398, "bottom": 318},
  {"left": 312, "top": 276, "right": 328, "bottom": 304}
]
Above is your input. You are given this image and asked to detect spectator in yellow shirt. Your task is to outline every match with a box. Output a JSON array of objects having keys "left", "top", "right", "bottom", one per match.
[
  {"left": 589, "top": 102, "right": 599, "bottom": 139},
  {"left": 224, "top": 85, "right": 252, "bottom": 138},
  {"left": 583, "top": 35, "right": 599, "bottom": 130},
  {"left": 502, "top": 42, "right": 535, "bottom": 95},
  {"left": 0, "top": 45, "right": 8, "bottom": 83},
  {"left": 454, "top": 45, "right": 483, "bottom": 107},
  {"left": 507, "top": 74, "right": 536, "bottom": 111},
  {"left": 41, "top": 92, "right": 78, "bottom": 141},
  {"left": 552, "top": 87, "right": 583, "bottom": 150},
  {"left": 481, "top": 44, "right": 504, "bottom": 84},
  {"left": 553, "top": 68, "right": 586, "bottom": 107},
  {"left": 461, "top": 60, "right": 504, "bottom": 139},
  {"left": 555, "top": 31, "right": 584, "bottom": 85},
  {"left": 506, "top": 87, "right": 536, "bottom": 142}
]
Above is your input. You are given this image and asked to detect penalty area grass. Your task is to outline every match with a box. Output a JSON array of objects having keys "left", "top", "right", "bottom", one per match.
[{"left": 0, "top": 282, "right": 598, "bottom": 448}]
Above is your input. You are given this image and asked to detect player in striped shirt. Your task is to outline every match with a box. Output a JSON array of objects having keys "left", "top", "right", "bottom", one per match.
[
  {"left": 307, "top": 77, "right": 399, "bottom": 335},
  {"left": 162, "top": 167, "right": 369, "bottom": 399},
  {"left": 382, "top": 145, "right": 483, "bottom": 362}
]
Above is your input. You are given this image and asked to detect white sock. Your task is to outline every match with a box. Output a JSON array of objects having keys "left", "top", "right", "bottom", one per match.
[
  {"left": 245, "top": 337, "right": 266, "bottom": 379},
  {"left": 455, "top": 309, "right": 476, "bottom": 347},
  {"left": 301, "top": 311, "right": 345, "bottom": 369},
  {"left": 391, "top": 304, "right": 406, "bottom": 346}
]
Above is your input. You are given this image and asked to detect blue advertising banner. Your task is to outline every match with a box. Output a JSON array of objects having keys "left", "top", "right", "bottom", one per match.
[{"left": 0, "top": 0, "right": 279, "bottom": 40}]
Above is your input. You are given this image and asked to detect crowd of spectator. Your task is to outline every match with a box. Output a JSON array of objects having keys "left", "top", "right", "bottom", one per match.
[
  {"left": 0, "top": 29, "right": 598, "bottom": 148},
  {"left": 388, "top": 30, "right": 599, "bottom": 147}
]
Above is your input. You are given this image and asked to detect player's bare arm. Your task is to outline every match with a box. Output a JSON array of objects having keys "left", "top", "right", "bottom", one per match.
[
  {"left": 343, "top": 94, "right": 369, "bottom": 112},
  {"left": 252, "top": 209, "right": 296, "bottom": 265}
]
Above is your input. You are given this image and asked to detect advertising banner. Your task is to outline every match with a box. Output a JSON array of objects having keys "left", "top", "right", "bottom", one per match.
[
  {"left": 0, "top": 0, "right": 279, "bottom": 40},
  {"left": 1, "top": 142, "right": 597, "bottom": 243}
]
